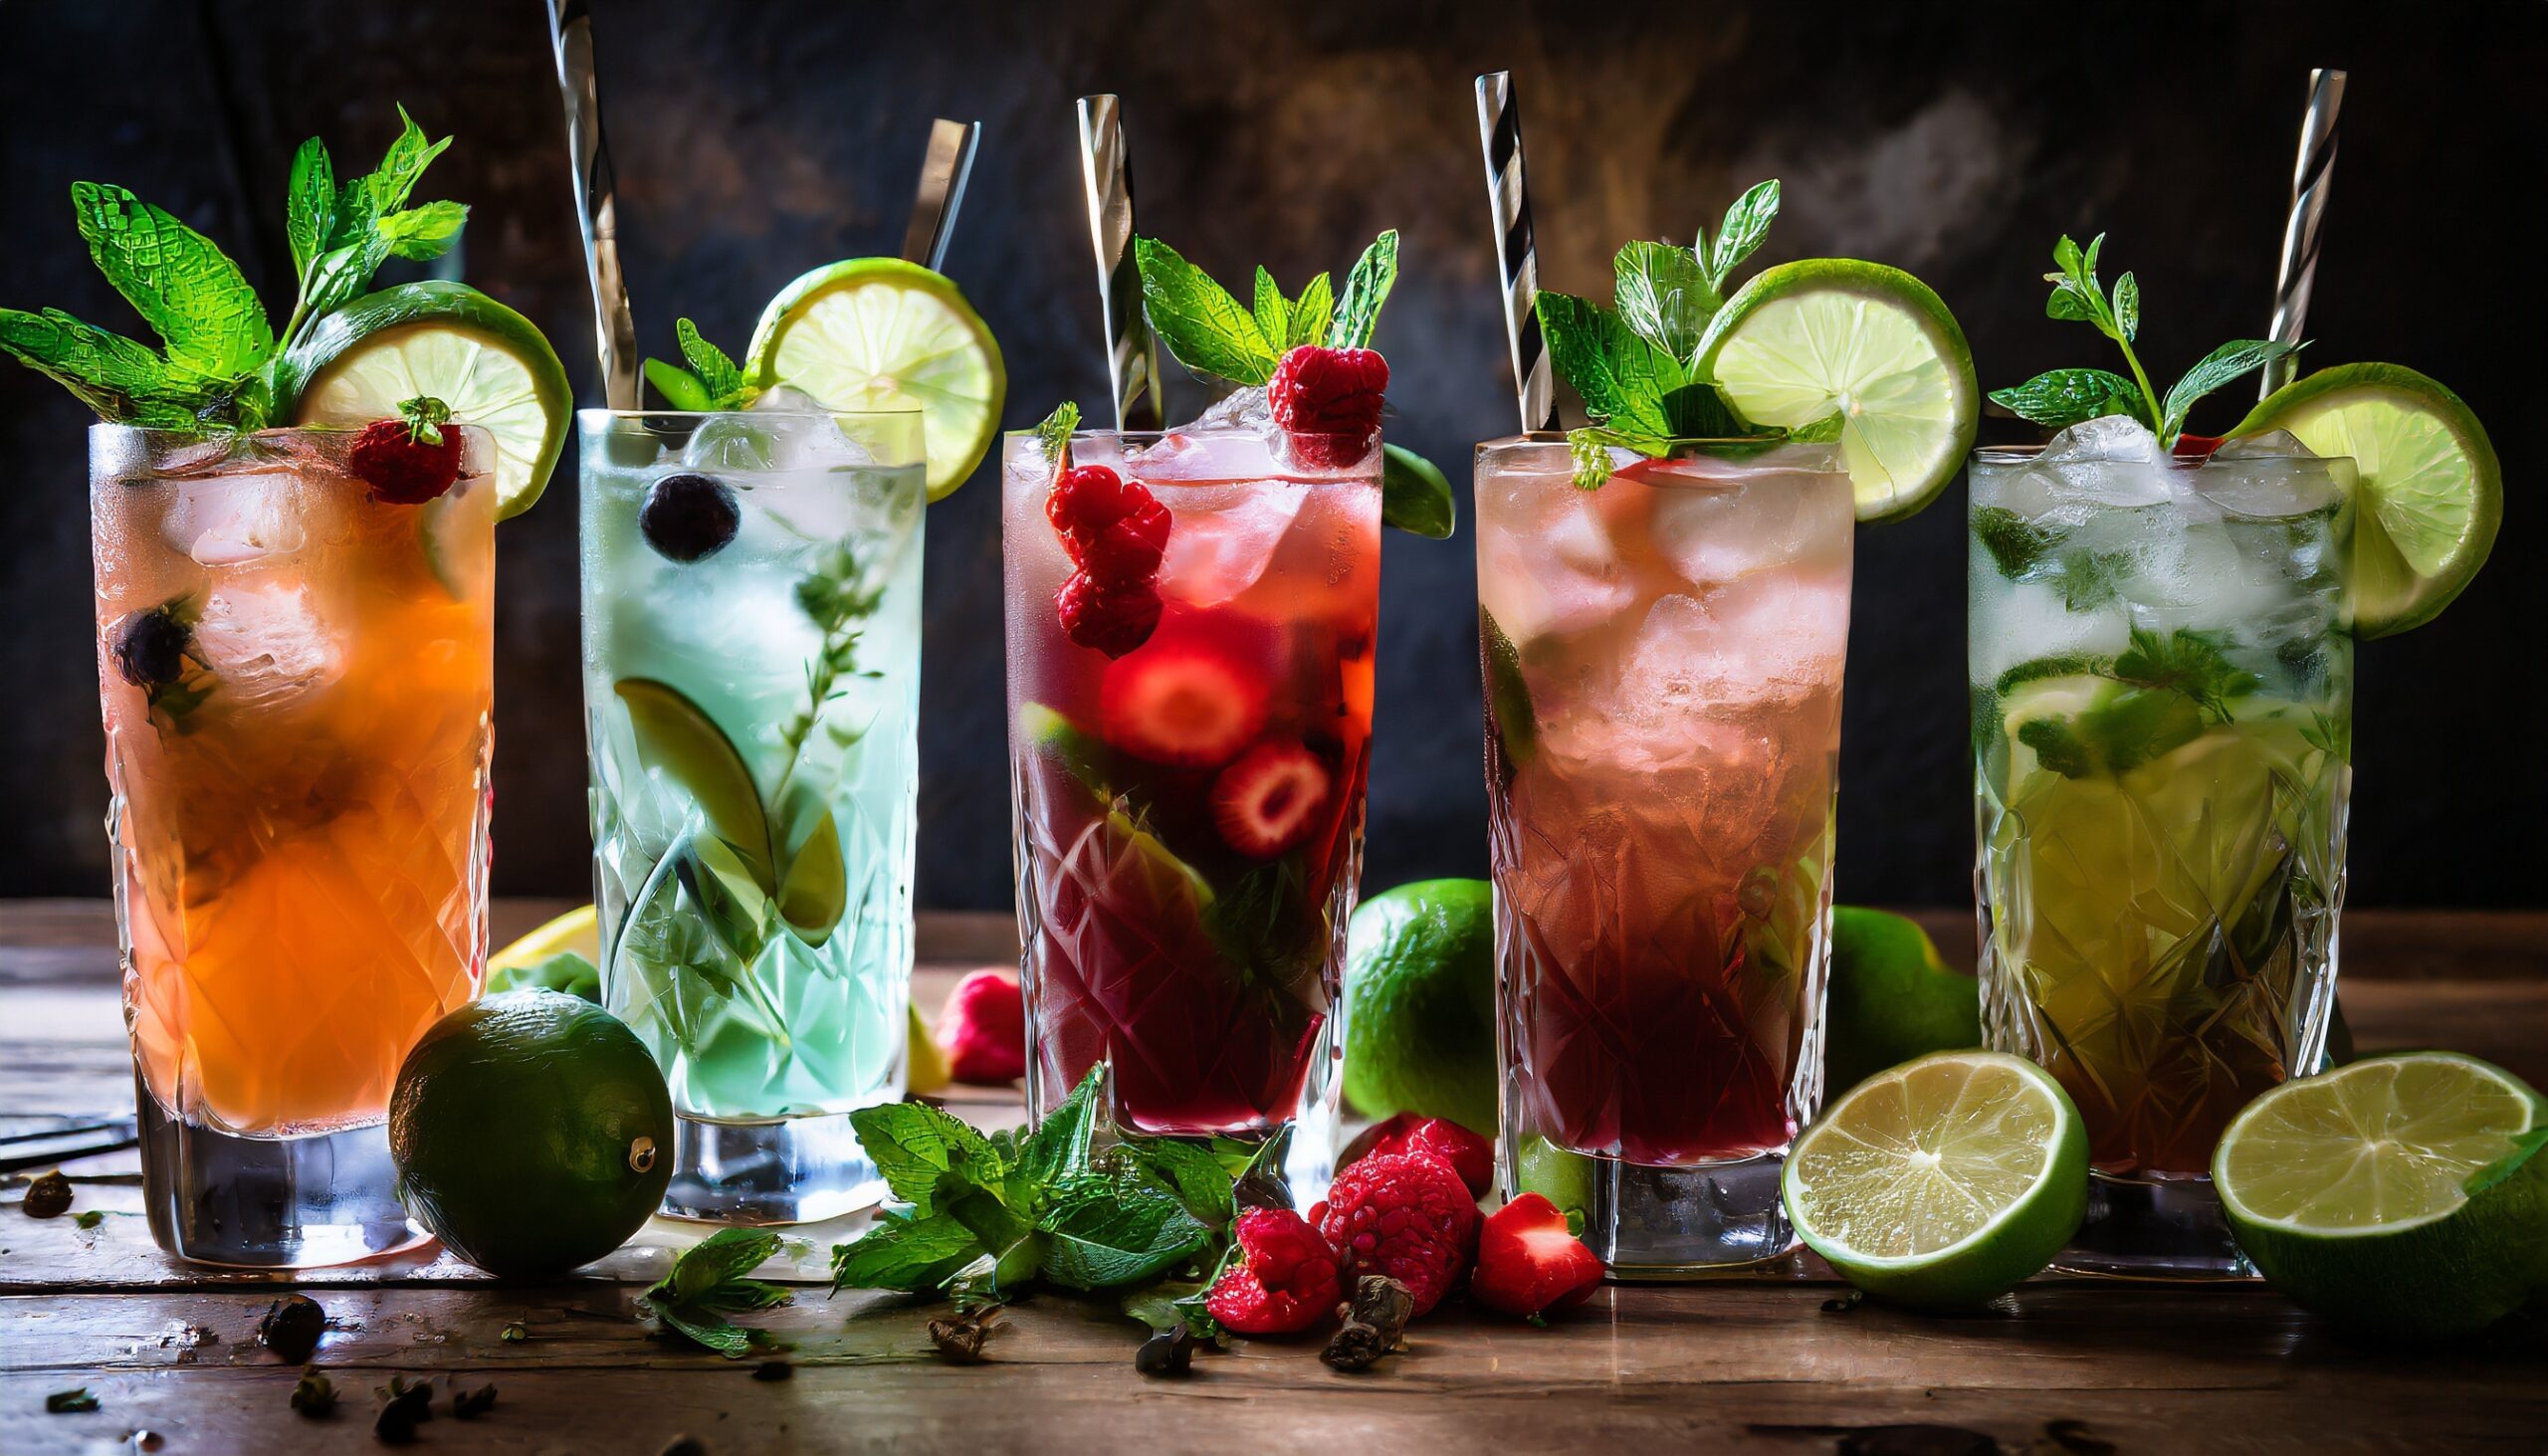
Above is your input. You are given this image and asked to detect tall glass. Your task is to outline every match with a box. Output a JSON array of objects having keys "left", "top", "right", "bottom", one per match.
[
  {"left": 1475, "top": 436, "right": 1852, "bottom": 1274},
  {"left": 1002, "top": 427, "right": 1381, "bottom": 1189},
  {"left": 579, "top": 409, "right": 927, "bottom": 1223},
  {"left": 92, "top": 425, "right": 498, "bottom": 1267},
  {"left": 1968, "top": 434, "right": 2354, "bottom": 1277}
]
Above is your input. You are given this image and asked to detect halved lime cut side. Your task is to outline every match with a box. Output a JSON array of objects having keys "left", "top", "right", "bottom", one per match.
[
  {"left": 284, "top": 281, "right": 572, "bottom": 520},
  {"left": 2215, "top": 1052, "right": 2548, "bottom": 1340},
  {"left": 744, "top": 258, "right": 1005, "bottom": 501},
  {"left": 1696, "top": 259, "right": 1979, "bottom": 523},
  {"left": 1783, "top": 1050, "right": 2086, "bottom": 1308},
  {"left": 2229, "top": 363, "right": 2501, "bottom": 638}
]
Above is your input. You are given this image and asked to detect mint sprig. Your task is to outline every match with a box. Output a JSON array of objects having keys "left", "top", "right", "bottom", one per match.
[
  {"left": 830, "top": 1069, "right": 1235, "bottom": 1303},
  {"left": 1991, "top": 234, "right": 2298, "bottom": 446},
  {"left": 1031, "top": 401, "right": 1080, "bottom": 465},
  {"left": 1531, "top": 179, "right": 1814, "bottom": 489},
  {"left": 1131, "top": 231, "right": 1399, "bottom": 386},
  {"left": 638, "top": 1228, "right": 794, "bottom": 1357},
  {"left": 2, "top": 104, "right": 466, "bottom": 429},
  {"left": 643, "top": 319, "right": 758, "bottom": 412}
]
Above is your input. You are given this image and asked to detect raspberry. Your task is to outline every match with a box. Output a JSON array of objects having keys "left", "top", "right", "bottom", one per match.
[
  {"left": 1204, "top": 1208, "right": 1342, "bottom": 1336},
  {"left": 1046, "top": 465, "right": 1170, "bottom": 582},
  {"left": 1057, "top": 572, "right": 1162, "bottom": 658},
  {"left": 1313, "top": 1150, "right": 1478, "bottom": 1317},
  {"left": 934, "top": 969, "right": 1025, "bottom": 1085},
  {"left": 1355, "top": 1115, "right": 1493, "bottom": 1199},
  {"left": 347, "top": 416, "right": 465, "bottom": 505},
  {"left": 1470, "top": 1192, "right": 1605, "bottom": 1320},
  {"left": 1267, "top": 345, "right": 1387, "bottom": 470}
]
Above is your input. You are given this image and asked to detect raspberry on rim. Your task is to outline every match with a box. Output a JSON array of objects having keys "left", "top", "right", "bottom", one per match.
[
  {"left": 348, "top": 394, "right": 467, "bottom": 505},
  {"left": 1269, "top": 345, "right": 1388, "bottom": 470}
]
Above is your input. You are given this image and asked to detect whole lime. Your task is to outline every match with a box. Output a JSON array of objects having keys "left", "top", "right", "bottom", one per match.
[
  {"left": 1343, "top": 879, "right": 1498, "bottom": 1135},
  {"left": 1824, "top": 907, "right": 1981, "bottom": 1096},
  {"left": 389, "top": 989, "right": 674, "bottom": 1278}
]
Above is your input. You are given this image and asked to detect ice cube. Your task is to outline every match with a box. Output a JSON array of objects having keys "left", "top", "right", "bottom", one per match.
[
  {"left": 1158, "top": 481, "right": 1307, "bottom": 606},
  {"left": 1646, "top": 472, "right": 1852, "bottom": 587},
  {"left": 2194, "top": 442, "right": 2349, "bottom": 520},
  {"left": 768, "top": 414, "right": 884, "bottom": 474},
  {"left": 2041, "top": 414, "right": 2166, "bottom": 465},
  {"left": 682, "top": 416, "right": 776, "bottom": 473},
  {"left": 749, "top": 383, "right": 829, "bottom": 414},
  {"left": 1971, "top": 578, "right": 2131, "bottom": 683},
  {"left": 1189, "top": 386, "right": 1274, "bottom": 434},
  {"left": 192, "top": 580, "right": 345, "bottom": 712},
  {"left": 2038, "top": 416, "right": 2171, "bottom": 508},
  {"left": 1476, "top": 476, "right": 1635, "bottom": 644},
  {"left": 164, "top": 472, "right": 307, "bottom": 566}
]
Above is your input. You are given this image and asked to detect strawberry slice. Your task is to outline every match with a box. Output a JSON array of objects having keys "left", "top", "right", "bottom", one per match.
[
  {"left": 1099, "top": 633, "right": 1268, "bottom": 767},
  {"left": 1469, "top": 1192, "right": 1605, "bottom": 1319},
  {"left": 1207, "top": 741, "right": 1332, "bottom": 858}
]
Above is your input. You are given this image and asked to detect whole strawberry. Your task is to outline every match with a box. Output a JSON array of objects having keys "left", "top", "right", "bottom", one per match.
[
  {"left": 1354, "top": 1115, "right": 1493, "bottom": 1199},
  {"left": 1470, "top": 1192, "right": 1604, "bottom": 1320},
  {"left": 934, "top": 968, "right": 1026, "bottom": 1085},
  {"left": 1267, "top": 345, "right": 1387, "bottom": 469},
  {"left": 1313, "top": 1149, "right": 1478, "bottom": 1317},
  {"left": 348, "top": 395, "right": 464, "bottom": 505},
  {"left": 1045, "top": 465, "right": 1170, "bottom": 584},
  {"left": 1204, "top": 1208, "right": 1343, "bottom": 1336}
]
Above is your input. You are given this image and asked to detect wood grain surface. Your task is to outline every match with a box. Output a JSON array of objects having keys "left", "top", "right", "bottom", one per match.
[{"left": 3, "top": 901, "right": 2542, "bottom": 1454}]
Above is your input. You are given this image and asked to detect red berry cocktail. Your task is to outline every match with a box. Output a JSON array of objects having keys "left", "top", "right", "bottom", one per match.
[{"left": 1002, "top": 414, "right": 1381, "bottom": 1150}]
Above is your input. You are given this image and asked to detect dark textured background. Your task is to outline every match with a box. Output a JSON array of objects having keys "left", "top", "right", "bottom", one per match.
[{"left": 4, "top": 1, "right": 2541, "bottom": 911}]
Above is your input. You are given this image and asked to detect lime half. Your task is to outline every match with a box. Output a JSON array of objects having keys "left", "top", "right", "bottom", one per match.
[
  {"left": 745, "top": 259, "right": 1005, "bottom": 500},
  {"left": 2216, "top": 1052, "right": 2548, "bottom": 1340},
  {"left": 2230, "top": 363, "right": 2501, "bottom": 638},
  {"left": 1696, "top": 259, "right": 1979, "bottom": 523},
  {"left": 1784, "top": 1050, "right": 2086, "bottom": 1308},
  {"left": 284, "top": 281, "right": 571, "bottom": 519}
]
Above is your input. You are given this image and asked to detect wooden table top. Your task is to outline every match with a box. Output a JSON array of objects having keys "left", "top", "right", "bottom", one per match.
[{"left": 4, "top": 899, "right": 2543, "bottom": 1454}]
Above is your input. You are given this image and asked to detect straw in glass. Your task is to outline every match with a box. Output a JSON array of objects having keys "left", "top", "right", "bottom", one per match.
[
  {"left": 2262, "top": 68, "right": 2347, "bottom": 398},
  {"left": 1076, "top": 95, "right": 1163, "bottom": 432},
  {"left": 1475, "top": 71, "right": 1557, "bottom": 434},
  {"left": 545, "top": 0, "right": 640, "bottom": 409},
  {"left": 901, "top": 119, "right": 981, "bottom": 273}
]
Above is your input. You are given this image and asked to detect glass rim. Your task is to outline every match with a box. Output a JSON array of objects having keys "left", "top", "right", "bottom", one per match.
[
  {"left": 1969, "top": 441, "right": 2351, "bottom": 468},
  {"left": 580, "top": 406, "right": 922, "bottom": 425},
  {"left": 1001, "top": 425, "right": 1376, "bottom": 445},
  {"left": 88, "top": 420, "right": 496, "bottom": 442}
]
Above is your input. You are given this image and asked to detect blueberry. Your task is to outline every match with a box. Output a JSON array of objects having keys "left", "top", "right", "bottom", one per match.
[
  {"left": 111, "top": 607, "right": 190, "bottom": 688},
  {"left": 640, "top": 473, "right": 741, "bottom": 562}
]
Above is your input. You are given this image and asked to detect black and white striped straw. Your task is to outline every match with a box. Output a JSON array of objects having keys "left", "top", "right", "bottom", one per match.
[
  {"left": 1475, "top": 71, "right": 1557, "bottom": 435},
  {"left": 1076, "top": 95, "right": 1163, "bottom": 432},
  {"left": 2262, "top": 68, "right": 2347, "bottom": 398},
  {"left": 545, "top": 0, "right": 640, "bottom": 410},
  {"left": 901, "top": 119, "right": 981, "bottom": 273}
]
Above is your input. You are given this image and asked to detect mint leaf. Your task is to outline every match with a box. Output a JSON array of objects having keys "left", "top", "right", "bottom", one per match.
[
  {"left": 1284, "top": 272, "right": 1334, "bottom": 350},
  {"left": 2112, "top": 626, "right": 2258, "bottom": 721},
  {"left": 72, "top": 183, "right": 272, "bottom": 380},
  {"left": 1134, "top": 237, "right": 1278, "bottom": 385},
  {"left": 2016, "top": 716, "right": 2097, "bottom": 778},
  {"left": 831, "top": 1209, "right": 984, "bottom": 1292},
  {"left": 1032, "top": 400, "right": 1081, "bottom": 466},
  {"left": 1659, "top": 380, "right": 1742, "bottom": 439},
  {"left": 1989, "top": 368, "right": 2147, "bottom": 431},
  {"left": 2038, "top": 549, "right": 2132, "bottom": 611},
  {"left": 1612, "top": 241, "right": 1716, "bottom": 362},
  {"left": 1012, "top": 1066, "right": 1102, "bottom": 1193},
  {"left": 1116, "top": 1137, "right": 1238, "bottom": 1227},
  {"left": 1250, "top": 268, "right": 1290, "bottom": 357},
  {"left": 644, "top": 357, "right": 714, "bottom": 411},
  {"left": 1380, "top": 443, "right": 1454, "bottom": 539},
  {"left": 2112, "top": 272, "right": 2140, "bottom": 342},
  {"left": 1535, "top": 292, "right": 1680, "bottom": 437},
  {"left": 1786, "top": 412, "right": 1847, "bottom": 443},
  {"left": 1200, "top": 858, "right": 1319, "bottom": 994},
  {"left": 674, "top": 318, "right": 751, "bottom": 409},
  {"left": 376, "top": 199, "right": 468, "bottom": 262},
  {"left": 2042, "top": 233, "right": 2113, "bottom": 333},
  {"left": 641, "top": 1228, "right": 793, "bottom": 1357},
  {"left": 0, "top": 308, "right": 204, "bottom": 426},
  {"left": 667, "top": 1228, "right": 785, "bottom": 1302},
  {"left": 286, "top": 138, "right": 333, "bottom": 279},
  {"left": 291, "top": 105, "right": 457, "bottom": 341},
  {"left": 1328, "top": 230, "right": 1398, "bottom": 349},
  {"left": 1037, "top": 1173, "right": 1216, "bottom": 1291},
  {"left": 2159, "top": 338, "right": 2296, "bottom": 441},
  {"left": 1708, "top": 179, "right": 1781, "bottom": 288},
  {"left": 848, "top": 1100, "right": 1005, "bottom": 1211},
  {"left": 1972, "top": 505, "right": 2060, "bottom": 576}
]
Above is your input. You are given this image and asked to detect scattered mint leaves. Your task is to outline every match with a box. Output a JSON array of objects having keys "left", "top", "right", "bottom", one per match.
[
  {"left": 1992, "top": 233, "right": 2297, "bottom": 447},
  {"left": 2112, "top": 626, "right": 2259, "bottom": 721},
  {"left": 3, "top": 104, "right": 469, "bottom": 429},
  {"left": 830, "top": 1068, "right": 1242, "bottom": 1305},
  {"left": 638, "top": 1227, "right": 794, "bottom": 1357},
  {"left": 643, "top": 318, "right": 756, "bottom": 412},
  {"left": 46, "top": 1387, "right": 101, "bottom": 1414},
  {"left": 1032, "top": 401, "right": 1080, "bottom": 465}
]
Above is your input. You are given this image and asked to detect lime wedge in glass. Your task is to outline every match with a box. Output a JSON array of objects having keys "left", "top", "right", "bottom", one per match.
[
  {"left": 282, "top": 281, "right": 571, "bottom": 519},
  {"left": 2216, "top": 1052, "right": 2548, "bottom": 1340},
  {"left": 1695, "top": 259, "right": 1979, "bottom": 523},
  {"left": 2230, "top": 363, "right": 2501, "bottom": 638},
  {"left": 614, "top": 677, "right": 774, "bottom": 889},
  {"left": 1783, "top": 1050, "right": 2086, "bottom": 1308},
  {"left": 744, "top": 259, "right": 1005, "bottom": 501}
]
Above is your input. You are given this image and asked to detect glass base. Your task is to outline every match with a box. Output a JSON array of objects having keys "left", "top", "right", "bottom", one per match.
[
  {"left": 2053, "top": 1170, "right": 2255, "bottom": 1280},
  {"left": 660, "top": 1110, "right": 885, "bottom": 1225},
  {"left": 135, "top": 1075, "right": 429, "bottom": 1269},
  {"left": 1535, "top": 1145, "right": 1798, "bottom": 1277}
]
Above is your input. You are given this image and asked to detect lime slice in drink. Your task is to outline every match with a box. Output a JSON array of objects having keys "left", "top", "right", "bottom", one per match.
[
  {"left": 282, "top": 281, "right": 572, "bottom": 520},
  {"left": 1783, "top": 1050, "right": 2087, "bottom": 1309},
  {"left": 744, "top": 259, "right": 1005, "bottom": 501},
  {"left": 2215, "top": 1052, "right": 2548, "bottom": 1340},
  {"left": 613, "top": 678, "right": 774, "bottom": 887},
  {"left": 1695, "top": 259, "right": 1979, "bottom": 523},
  {"left": 2229, "top": 363, "right": 2502, "bottom": 638}
]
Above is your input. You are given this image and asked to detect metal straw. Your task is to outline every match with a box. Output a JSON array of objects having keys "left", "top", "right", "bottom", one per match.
[
  {"left": 2262, "top": 68, "right": 2347, "bottom": 398},
  {"left": 1475, "top": 71, "right": 1557, "bottom": 434},
  {"left": 1076, "top": 95, "right": 1162, "bottom": 431},
  {"left": 901, "top": 118, "right": 981, "bottom": 273},
  {"left": 546, "top": 0, "right": 640, "bottom": 410}
]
